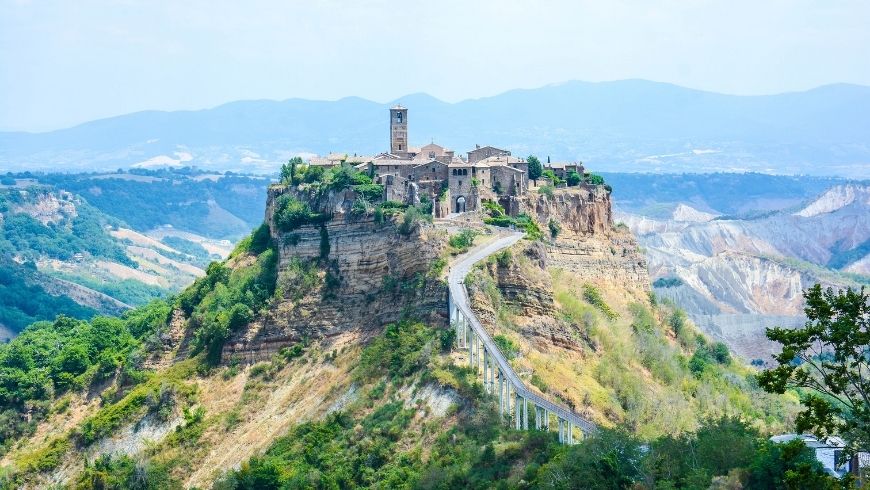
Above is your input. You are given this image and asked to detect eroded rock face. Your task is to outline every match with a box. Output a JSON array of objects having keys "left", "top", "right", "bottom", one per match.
[
  {"left": 523, "top": 185, "right": 611, "bottom": 236},
  {"left": 468, "top": 242, "right": 594, "bottom": 353},
  {"left": 521, "top": 187, "right": 649, "bottom": 292},
  {"left": 222, "top": 186, "right": 447, "bottom": 362}
]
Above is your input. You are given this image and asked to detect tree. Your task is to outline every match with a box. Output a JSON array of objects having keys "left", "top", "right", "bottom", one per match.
[
  {"left": 280, "top": 157, "right": 304, "bottom": 185},
  {"left": 758, "top": 285, "right": 870, "bottom": 456},
  {"left": 527, "top": 155, "right": 542, "bottom": 184},
  {"left": 567, "top": 171, "right": 582, "bottom": 186},
  {"left": 586, "top": 173, "right": 605, "bottom": 185}
]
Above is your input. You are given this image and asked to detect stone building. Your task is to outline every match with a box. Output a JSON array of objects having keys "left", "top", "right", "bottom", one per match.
[
  {"left": 390, "top": 105, "right": 409, "bottom": 155},
  {"left": 306, "top": 105, "right": 532, "bottom": 214},
  {"left": 467, "top": 145, "right": 511, "bottom": 164}
]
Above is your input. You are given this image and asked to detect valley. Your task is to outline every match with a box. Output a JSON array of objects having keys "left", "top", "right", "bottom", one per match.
[
  {"left": 613, "top": 176, "right": 869, "bottom": 361},
  {"left": 0, "top": 170, "right": 269, "bottom": 340},
  {"left": 0, "top": 163, "right": 813, "bottom": 488}
]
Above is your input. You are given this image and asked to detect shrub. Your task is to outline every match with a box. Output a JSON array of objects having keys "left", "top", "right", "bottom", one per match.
[
  {"left": 495, "top": 250, "right": 512, "bottom": 267},
  {"left": 548, "top": 219, "right": 560, "bottom": 238},
  {"left": 542, "top": 169, "right": 563, "bottom": 185},
  {"left": 356, "top": 321, "right": 434, "bottom": 380},
  {"left": 398, "top": 206, "right": 422, "bottom": 236},
  {"left": 353, "top": 183, "right": 384, "bottom": 202},
  {"left": 483, "top": 216, "right": 513, "bottom": 227},
  {"left": 448, "top": 229, "right": 477, "bottom": 252},
  {"left": 482, "top": 200, "right": 506, "bottom": 218},
  {"left": 493, "top": 334, "right": 519, "bottom": 360},
  {"left": 439, "top": 329, "right": 456, "bottom": 352},
  {"left": 582, "top": 284, "right": 618, "bottom": 320},
  {"left": 303, "top": 165, "right": 325, "bottom": 184},
  {"left": 653, "top": 276, "right": 684, "bottom": 288},
  {"left": 514, "top": 214, "right": 543, "bottom": 240},
  {"left": 538, "top": 184, "right": 554, "bottom": 199},
  {"left": 273, "top": 195, "right": 327, "bottom": 232},
  {"left": 566, "top": 171, "right": 582, "bottom": 186},
  {"left": 586, "top": 173, "right": 605, "bottom": 185},
  {"left": 276, "top": 258, "right": 320, "bottom": 302}
]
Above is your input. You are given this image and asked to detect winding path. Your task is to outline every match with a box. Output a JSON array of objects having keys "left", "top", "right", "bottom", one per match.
[{"left": 447, "top": 231, "right": 597, "bottom": 443}]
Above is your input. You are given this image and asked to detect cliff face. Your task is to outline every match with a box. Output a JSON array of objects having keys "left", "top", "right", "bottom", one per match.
[
  {"left": 521, "top": 186, "right": 649, "bottom": 292},
  {"left": 221, "top": 186, "right": 446, "bottom": 362}
]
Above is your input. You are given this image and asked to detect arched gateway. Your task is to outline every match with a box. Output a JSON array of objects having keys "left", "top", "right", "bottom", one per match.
[{"left": 455, "top": 195, "right": 466, "bottom": 213}]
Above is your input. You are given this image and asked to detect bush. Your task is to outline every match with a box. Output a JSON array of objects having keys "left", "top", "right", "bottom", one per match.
[
  {"left": 582, "top": 284, "right": 618, "bottom": 320},
  {"left": 493, "top": 334, "right": 519, "bottom": 360},
  {"left": 353, "top": 183, "right": 384, "bottom": 202},
  {"left": 586, "top": 173, "right": 605, "bottom": 185},
  {"left": 397, "top": 207, "right": 422, "bottom": 236},
  {"left": 273, "top": 195, "right": 327, "bottom": 232},
  {"left": 538, "top": 184, "right": 554, "bottom": 199},
  {"left": 548, "top": 219, "right": 560, "bottom": 238},
  {"left": 483, "top": 216, "right": 513, "bottom": 227},
  {"left": 448, "top": 229, "right": 477, "bottom": 252},
  {"left": 439, "top": 329, "right": 456, "bottom": 352},
  {"left": 653, "top": 276, "right": 684, "bottom": 288},
  {"left": 566, "top": 171, "right": 582, "bottom": 186},
  {"left": 356, "top": 321, "right": 434, "bottom": 380}
]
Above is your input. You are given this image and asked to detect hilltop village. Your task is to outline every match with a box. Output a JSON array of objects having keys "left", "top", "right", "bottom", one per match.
[{"left": 306, "top": 106, "right": 587, "bottom": 215}]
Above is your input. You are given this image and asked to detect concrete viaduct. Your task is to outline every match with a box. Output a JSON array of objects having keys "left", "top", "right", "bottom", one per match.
[{"left": 447, "top": 231, "right": 597, "bottom": 444}]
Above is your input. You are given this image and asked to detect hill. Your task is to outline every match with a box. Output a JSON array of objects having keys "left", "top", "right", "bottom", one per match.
[
  {"left": 0, "top": 170, "right": 271, "bottom": 336},
  {"left": 2, "top": 80, "right": 870, "bottom": 177},
  {"left": 0, "top": 166, "right": 818, "bottom": 489},
  {"left": 612, "top": 176, "right": 870, "bottom": 362}
]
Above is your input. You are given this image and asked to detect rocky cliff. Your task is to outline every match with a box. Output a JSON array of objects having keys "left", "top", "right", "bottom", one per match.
[
  {"left": 221, "top": 185, "right": 447, "bottom": 362},
  {"left": 520, "top": 186, "right": 649, "bottom": 292}
]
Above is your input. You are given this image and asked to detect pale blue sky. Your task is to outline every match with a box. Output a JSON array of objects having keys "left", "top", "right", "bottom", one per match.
[{"left": 2, "top": 0, "right": 869, "bottom": 132}]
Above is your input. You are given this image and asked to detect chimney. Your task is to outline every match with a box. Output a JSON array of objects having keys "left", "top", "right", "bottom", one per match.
[{"left": 476, "top": 144, "right": 480, "bottom": 149}]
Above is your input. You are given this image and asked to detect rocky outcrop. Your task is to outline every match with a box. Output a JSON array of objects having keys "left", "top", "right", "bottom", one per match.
[
  {"left": 468, "top": 242, "right": 595, "bottom": 353},
  {"left": 520, "top": 186, "right": 648, "bottom": 292},
  {"left": 222, "top": 185, "right": 447, "bottom": 362},
  {"left": 523, "top": 185, "right": 612, "bottom": 236}
]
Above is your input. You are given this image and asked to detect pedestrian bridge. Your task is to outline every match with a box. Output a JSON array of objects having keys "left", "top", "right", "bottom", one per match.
[{"left": 447, "top": 232, "right": 597, "bottom": 444}]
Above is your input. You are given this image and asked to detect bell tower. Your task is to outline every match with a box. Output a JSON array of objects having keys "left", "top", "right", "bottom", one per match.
[{"left": 390, "top": 105, "right": 408, "bottom": 155}]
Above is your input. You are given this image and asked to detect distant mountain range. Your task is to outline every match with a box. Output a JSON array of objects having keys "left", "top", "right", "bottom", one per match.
[{"left": 2, "top": 80, "right": 869, "bottom": 177}]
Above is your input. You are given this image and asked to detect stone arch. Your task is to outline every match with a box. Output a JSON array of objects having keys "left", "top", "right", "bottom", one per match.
[{"left": 455, "top": 195, "right": 466, "bottom": 213}]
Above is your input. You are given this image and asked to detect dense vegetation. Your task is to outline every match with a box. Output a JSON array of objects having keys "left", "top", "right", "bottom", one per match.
[
  {"left": 0, "top": 260, "right": 97, "bottom": 334},
  {"left": 0, "top": 301, "right": 170, "bottom": 456},
  {"left": 27, "top": 168, "right": 269, "bottom": 238},
  {"left": 274, "top": 161, "right": 433, "bottom": 237},
  {"left": 0, "top": 189, "right": 133, "bottom": 266},
  {"left": 213, "top": 320, "right": 842, "bottom": 490},
  {"left": 177, "top": 223, "right": 276, "bottom": 364},
  {"left": 481, "top": 201, "right": 543, "bottom": 240},
  {"left": 760, "top": 285, "right": 870, "bottom": 460}
]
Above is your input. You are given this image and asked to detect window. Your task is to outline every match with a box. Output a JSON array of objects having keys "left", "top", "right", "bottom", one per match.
[
  {"left": 397, "top": 112, "right": 402, "bottom": 123},
  {"left": 429, "top": 151, "right": 436, "bottom": 159}
]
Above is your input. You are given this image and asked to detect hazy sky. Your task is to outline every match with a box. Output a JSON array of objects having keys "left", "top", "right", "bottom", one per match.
[{"left": 2, "top": 0, "right": 869, "bottom": 132}]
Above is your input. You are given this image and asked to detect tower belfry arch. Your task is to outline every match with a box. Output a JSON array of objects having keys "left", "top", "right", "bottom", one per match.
[{"left": 390, "top": 105, "right": 408, "bottom": 155}]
